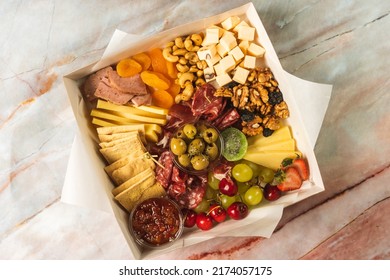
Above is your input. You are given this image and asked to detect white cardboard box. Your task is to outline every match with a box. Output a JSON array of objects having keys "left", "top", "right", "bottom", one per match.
[{"left": 63, "top": 3, "right": 328, "bottom": 259}]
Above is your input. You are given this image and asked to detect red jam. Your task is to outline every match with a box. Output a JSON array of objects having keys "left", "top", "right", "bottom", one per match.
[{"left": 131, "top": 198, "right": 182, "bottom": 246}]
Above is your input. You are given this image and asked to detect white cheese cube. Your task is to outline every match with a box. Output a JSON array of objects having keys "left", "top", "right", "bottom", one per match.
[
  {"left": 233, "top": 66, "right": 250, "bottom": 84},
  {"left": 221, "top": 16, "right": 241, "bottom": 31},
  {"left": 233, "top": 20, "right": 249, "bottom": 33},
  {"left": 219, "top": 32, "right": 237, "bottom": 52},
  {"left": 238, "top": 40, "right": 250, "bottom": 54},
  {"left": 205, "top": 53, "right": 221, "bottom": 68},
  {"left": 213, "top": 63, "right": 224, "bottom": 76},
  {"left": 247, "top": 42, "right": 265, "bottom": 57},
  {"left": 216, "top": 73, "right": 232, "bottom": 87},
  {"left": 216, "top": 43, "right": 229, "bottom": 57},
  {"left": 202, "top": 28, "right": 220, "bottom": 46},
  {"left": 204, "top": 67, "right": 216, "bottom": 82},
  {"left": 219, "top": 55, "right": 236, "bottom": 73},
  {"left": 197, "top": 44, "right": 217, "bottom": 61},
  {"left": 243, "top": 55, "right": 256, "bottom": 69},
  {"left": 238, "top": 26, "right": 256, "bottom": 41},
  {"left": 229, "top": 46, "right": 244, "bottom": 62},
  {"left": 208, "top": 25, "right": 224, "bottom": 38}
]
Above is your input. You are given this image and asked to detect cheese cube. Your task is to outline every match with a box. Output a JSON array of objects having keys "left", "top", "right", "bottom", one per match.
[
  {"left": 208, "top": 25, "right": 224, "bottom": 38},
  {"left": 221, "top": 16, "right": 241, "bottom": 31},
  {"left": 216, "top": 73, "right": 232, "bottom": 87},
  {"left": 213, "top": 63, "right": 224, "bottom": 76},
  {"left": 197, "top": 44, "right": 217, "bottom": 61},
  {"left": 243, "top": 55, "right": 256, "bottom": 69},
  {"left": 202, "top": 28, "right": 220, "bottom": 46},
  {"left": 229, "top": 46, "right": 244, "bottom": 62},
  {"left": 238, "top": 40, "right": 250, "bottom": 54},
  {"left": 205, "top": 53, "right": 221, "bottom": 68},
  {"left": 219, "top": 55, "right": 236, "bottom": 73},
  {"left": 238, "top": 26, "right": 256, "bottom": 41},
  {"left": 219, "top": 32, "right": 237, "bottom": 52},
  {"left": 233, "top": 66, "right": 249, "bottom": 84},
  {"left": 216, "top": 43, "right": 229, "bottom": 57},
  {"left": 204, "top": 67, "right": 216, "bottom": 82},
  {"left": 247, "top": 42, "right": 266, "bottom": 57},
  {"left": 233, "top": 20, "right": 249, "bottom": 33}
]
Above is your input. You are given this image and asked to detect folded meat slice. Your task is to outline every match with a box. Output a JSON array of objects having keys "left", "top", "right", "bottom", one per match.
[
  {"left": 94, "top": 81, "right": 134, "bottom": 105},
  {"left": 81, "top": 67, "right": 112, "bottom": 101},
  {"left": 108, "top": 71, "right": 148, "bottom": 95},
  {"left": 131, "top": 94, "right": 152, "bottom": 106}
]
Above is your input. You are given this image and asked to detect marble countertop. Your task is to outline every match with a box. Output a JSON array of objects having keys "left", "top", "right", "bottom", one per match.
[{"left": 1, "top": 0, "right": 389, "bottom": 260}]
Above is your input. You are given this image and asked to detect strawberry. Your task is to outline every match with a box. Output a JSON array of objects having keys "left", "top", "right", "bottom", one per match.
[
  {"left": 275, "top": 167, "right": 302, "bottom": 192},
  {"left": 291, "top": 158, "right": 310, "bottom": 181}
]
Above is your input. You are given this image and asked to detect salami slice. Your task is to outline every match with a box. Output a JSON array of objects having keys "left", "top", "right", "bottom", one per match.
[
  {"left": 176, "top": 184, "right": 206, "bottom": 209},
  {"left": 155, "top": 151, "right": 174, "bottom": 188}
]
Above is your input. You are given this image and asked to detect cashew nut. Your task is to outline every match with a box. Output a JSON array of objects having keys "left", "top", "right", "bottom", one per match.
[
  {"left": 178, "top": 72, "right": 195, "bottom": 88},
  {"left": 181, "top": 84, "right": 194, "bottom": 101},
  {"left": 166, "top": 41, "right": 175, "bottom": 48},
  {"left": 196, "top": 70, "right": 204, "bottom": 77},
  {"left": 184, "top": 38, "right": 193, "bottom": 51},
  {"left": 175, "top": 94, "right": 182, "bottom": 104},
  {"left": 191, "top": 46, "right": 200, "bottom": 52},
  {"left": 172, "top": 48, "right": 187, "bottom": 56},
  {"left": 185, "top": 52, "right": 199, "bottom": 64},
  {"left": 191, "top": 34, "right": 203, "bottom": 46},
  {"left": 176, "top": 64, "right": 189, "bottom": 73},
  {"left": 189, "top": 65, "right": 198, "bottom": 73},
  {"left": 162, "top": 47, "right": 179, "bottom": 63},
  {"left": 178, "top": 57, "right": 188, "bottom": 65},
  {"left": 195, "top": 78, "right": 206, "bottom": 86},
  {"left": 175, "top": 37, "right": 185, "bottom": 49}
]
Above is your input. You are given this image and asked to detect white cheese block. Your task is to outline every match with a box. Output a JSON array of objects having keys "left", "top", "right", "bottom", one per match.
[
  {"left": 247, "top": 42, "right": 265, "bottom": 57},
  {"left": 216, "top": 73, "right": 232, "bottom": 87},
  {"left": 233, "top": 20, "right": 249, "bottom": 33},
  {"left": 232, "top": 66, "right": 249, "bottom": 84},
  {"left": 202, "top": 28, "right": 220, "bottom": 46},
  {"left": 219, "top": 32, "right": 237, "bottom": 52},
  {"left": 221, "top": 16, "right": 241, "bottom": 30},
  {"left": 208, "top": 25, "right": 224, "bottom": 38},
  {"left": 238, "top": 26, "right": 256, "bottom": 41},
  {"left": 243, "top": 55, "right": 256, "bottom": 69},
  {"left": 216, "top": 43, "right": 229, "bottom": 57},
  {"left": 238, "top": 40, "right": 250, "bottom": 54},
  {"left": 229, "top": 46, "right": 245, "bottom": 62},
  {"left": 213, "top": 63, "right": 224, "bottom": 76},
  {"left": 206, "top": 53, "right": 221, "bottom": 68},
  {"left": 204, "top": 67, "right": 216, "bottom": 82},
  {"left": 219, "top": 54, "right": 236, "bottom": 73},
  {"left": 197, "top": 44, "right": 217, "bottom": 61}
]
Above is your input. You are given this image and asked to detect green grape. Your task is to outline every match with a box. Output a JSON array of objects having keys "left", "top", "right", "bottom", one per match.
[
  {"left": 205, "top": 186, "right": 218, "bottom": 200},
  {"left": 258, "top": 167, "right": 274, "bottom": 183},
  {"left": 244, "top": 186, "right": 263, "bottom": 206},
  {"left": 232, "top": 163, "right": 253, "bottom": 182},
  {"left": 237, "top": 181, "right": 251, "bottom": 194},
  {"left": 240, "top": 160, "right": 261, "bottom": 177},
  {"left": 194, "top": 199, "right": 210, "bottom": 213},
  {"left": 208, "top": 172, "right": 220, "bottom": 190},
  {"left": 220, "top": 194, "right": 237, "bottom": 209}
]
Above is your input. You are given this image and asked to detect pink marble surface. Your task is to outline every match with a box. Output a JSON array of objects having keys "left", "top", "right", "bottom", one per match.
[{"left": 0, "top": 0, "right": 389, "bottom": 260}]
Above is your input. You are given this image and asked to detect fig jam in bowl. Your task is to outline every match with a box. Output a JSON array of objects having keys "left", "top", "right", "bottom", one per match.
[
  {"left": 129, "top": 197, "right": 183, "bottom": 249},
  {"left": 170, "top": 122, "right": 223, "bottom": 175}
]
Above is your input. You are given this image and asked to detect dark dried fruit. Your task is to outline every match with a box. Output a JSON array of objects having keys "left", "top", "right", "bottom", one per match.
[
  {"left": 225, "top": 81, "right": 239, "bottom": 89},
  {"left": 268, "top": 91, "right": 283, "bottom": 105},
  {"left": 240, "top": 110, "right": 255, "bottom": 122},
  {"left": 262, "top": 127, "right": 274, "bottom": 137}
]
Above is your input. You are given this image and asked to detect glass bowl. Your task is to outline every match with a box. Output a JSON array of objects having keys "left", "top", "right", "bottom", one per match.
[
  {"left": 129, "top": 197, "right": 183, "bottom": 250},
  {"left": 170, "top": 121, "right": 223, "bottom": 175}
]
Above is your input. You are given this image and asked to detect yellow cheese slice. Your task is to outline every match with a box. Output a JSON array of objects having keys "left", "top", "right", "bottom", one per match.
[
  {"left": 243, "top": 150, "right": 302, "bottom": 170},
  {"left": 91, "top": 117, "right": 117, "bottom": 127},
  {"left": 91, "top": 109, "right": 142, "bottom": 124},
  {"left": 247, "top": 138, "right": 296, "bottom": 152},
  {"left": 136, "top": 105, "right": 168, "bottom": 116},
  {"left": 247, "top": 126, "right": 292, "bottom": 146}
]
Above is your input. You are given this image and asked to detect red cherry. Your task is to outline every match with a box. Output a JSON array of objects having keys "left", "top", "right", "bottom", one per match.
[
  {"left": 219, "top": 177, "right": 238, "bottom": 196},
  {"left": 209, "top": 204, "right": 227, "bottom": 223},
  {"left": 196, "top": 212, "right": 213, "bottom": 230},
  {"left": 227, "top": 202, "right": 249, "bottom": 220},
  {"left": 263, "top": 184, "right": 281, "bottom": 201},
  {"left": 182, "top": 208, "right": 197, "bottom": 228}
]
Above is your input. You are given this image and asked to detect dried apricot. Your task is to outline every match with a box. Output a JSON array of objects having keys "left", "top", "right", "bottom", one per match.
[
  {"left": 140, "top": 71, "right": 171, "bottom": 90},
  {"left": 148, "top": 48, "right": 168, "bottom": 75},
  {"left": 167, "top": 83, "right": 181, "bottom": 98},
  {"left": 152, "top": 90, "right": 174, "bottom": 109},
  {"left": 116, "top": 58, "right": 142, "bottom": 77},
  {"left": 166, "top": 61, "right": 178, "bottom": 79},
  {"left": 132, "top": 52, "right": 151, "bottom": 71}
]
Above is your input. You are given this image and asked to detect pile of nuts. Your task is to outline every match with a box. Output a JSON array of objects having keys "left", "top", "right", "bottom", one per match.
[
  {"left": 215, "top": 67, "right": 290, "bottom": 136},
  {"left": 162, "top": 34, "right": 207, "bottom": 103}
]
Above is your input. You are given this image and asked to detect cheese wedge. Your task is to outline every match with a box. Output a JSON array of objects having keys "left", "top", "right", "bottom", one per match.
[
  {"left": 247, "top": 126, "right": 292, "bottom": 146},
  {"left": 247, "top": 138, "right": 296, "bottom": 152},
  {"left": 243, "top": 150, "right": 302, "bottom": 170}
]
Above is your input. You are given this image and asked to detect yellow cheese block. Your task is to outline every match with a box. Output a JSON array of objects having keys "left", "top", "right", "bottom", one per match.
[
  {"left": 243, "top": 150, "right": 302, "bottom": 170},
  {"left": 136, "top": 105, "right": 168, "bottom": 116},
  {"left": 145, "top": 124, "right": 162, "bottom": 143},
  {"left": 92, "top": 117, "right": 117, "bottom": 127},
  {"left": 247, "top": 138, "right": 296, "bottom": 152},
  {"left": 91, "top": 109, "right": 141, "bottom": 124},
  {"left": 247, "top": 126, "right": 292, "bottom": 146}
]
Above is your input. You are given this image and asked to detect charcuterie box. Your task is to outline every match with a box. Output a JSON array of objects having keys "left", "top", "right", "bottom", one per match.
[{"left": 62, "top": 2, "right": 329, "bottom": 259}]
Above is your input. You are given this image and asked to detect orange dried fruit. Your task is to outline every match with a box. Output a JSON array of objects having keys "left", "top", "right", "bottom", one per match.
[
  {"left": 116, "top": 58, "right": 142, "bottom": 77},
  {"left": 167, "top": 83, "right": 181, "bottom": 98},
  {"left": 148, "top": 48, "right": 168, "bottom": 75},
  {"left": 166, "top": 61, "right": 178, "bottom": 79},
  {"left": 140, "top": 71, "right": 171, "bottom": 90},
  {"left": 152, "top": 90, "right": 174, "bottom": 109},
  {"left": 132, "top": 52, "right": 151, "bottom": 71}
]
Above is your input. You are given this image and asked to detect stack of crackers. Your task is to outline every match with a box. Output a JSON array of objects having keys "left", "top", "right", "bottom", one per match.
[{"left": 97, "top": 125, "right": 165, "bottom": 212}]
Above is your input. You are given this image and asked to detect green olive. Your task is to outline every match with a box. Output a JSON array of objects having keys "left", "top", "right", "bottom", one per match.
[
  {"left": 203, "top": 127, "right": 219, "bottom": 144},
  {"left": 196, "top": 123, "right": 208, "bottom": 138},
  {"left": 205, "top": 143, "right": 219, "bottom": 161},
  {"left": 178, "top": 154, "right": 191, "bottom": 167},
  {"left": 176, "top": 129, "right": 187, "bottom": 140},
  {"left": 191, "top": 154, "right": 210, "bottom": 170},
  {"left": 183, "top": 124, "right": 197, "bottom": 139},
  {"left": 170, "top": 138, "right": 187, "bottom": 156},
  {"left": 188, "top": 138, "right": 205, "bottom": 156}
]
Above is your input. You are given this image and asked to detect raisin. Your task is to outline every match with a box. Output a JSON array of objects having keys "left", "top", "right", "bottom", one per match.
[
  {"left": 268, "top": 91, "right": 283, "bottom": 105},
  {"left": 225, "top": 81, "right": 239, "bottom": 89},
  {"left": 240, "top": 110, "right": 255, "bottom": 122},
  {"left": 262, "top": 127, "right": 274, "bottom": 137}
]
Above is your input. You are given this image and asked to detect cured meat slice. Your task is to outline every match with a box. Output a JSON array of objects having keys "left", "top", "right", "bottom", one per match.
[
  {"left": 81, "top": 67, "right": 112, "bottom": 101},
  {"left": 191, "top": 84, "right": 225, "bottom": 121},
  {"left": 131, "top": 93, "right": 152, "bottom": 106},
  {"left": 155, "top": 151, "right": 174, "bottom": 188},
  {"left": 94, "top": 81, "right": 134, "bottom": 105},
  {"left": 108, "top": 71, "right": 149, "bottom": 95},
  {"left": 174, "top": 181, "right": 206, "bottom": 209},
  {"left": 212, "top": 107, "right": 240, "bottom": 130}
]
